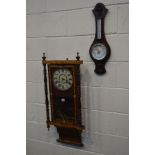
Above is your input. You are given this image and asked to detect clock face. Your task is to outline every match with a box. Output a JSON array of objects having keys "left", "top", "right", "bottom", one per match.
[
  {"left": 91, "top": 43, "right": 107, "bottom": 60},
  {"left": 53, "top": 69, "right": 73, "bottom": 91}
]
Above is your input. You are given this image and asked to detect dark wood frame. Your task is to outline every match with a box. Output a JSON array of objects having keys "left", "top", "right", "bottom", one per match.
[
  {"left": 42, "top": 53, "right": 84, "bottom": 146},
  {"left": 89, "top": 3, "right": 111, "bottom": 75}
]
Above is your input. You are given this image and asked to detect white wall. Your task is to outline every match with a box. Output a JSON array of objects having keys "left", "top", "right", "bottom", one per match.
[{"left": 26, "top": 0, "right": 129, "bottom": 155}]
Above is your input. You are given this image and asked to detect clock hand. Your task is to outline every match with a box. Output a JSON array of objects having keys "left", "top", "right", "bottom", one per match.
[{"left": 62, "top": 77, "right": 66, "bottom": 81}]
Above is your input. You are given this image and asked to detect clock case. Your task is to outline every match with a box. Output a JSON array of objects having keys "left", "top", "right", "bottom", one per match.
[
  {"left": 42, "top": 53, "right": 84, "bottom": 146},
  {"left": 89, "top": 3, "right": 111, "bottom": 75}
]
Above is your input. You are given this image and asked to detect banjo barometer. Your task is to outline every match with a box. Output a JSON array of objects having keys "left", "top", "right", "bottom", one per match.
[{"left": 89, "top": 3, "right": 111, "bottom": 75}]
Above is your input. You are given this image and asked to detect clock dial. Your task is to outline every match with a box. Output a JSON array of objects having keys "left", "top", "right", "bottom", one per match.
[
  {"left": 91, "top": 43, "right": 107, "bottom": 60},
  {"left": 53, "top": 69, "right": 73, "bottom": 91}
]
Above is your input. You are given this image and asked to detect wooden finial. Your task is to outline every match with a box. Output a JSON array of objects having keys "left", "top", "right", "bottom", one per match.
[
  {"left": 42, "top": 52, "right": 46, "bottom": 61},
  {"left": 76, "top": 52, "right": 80, "bottom": 61}
]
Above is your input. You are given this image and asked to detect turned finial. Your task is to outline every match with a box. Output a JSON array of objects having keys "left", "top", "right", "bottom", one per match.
[
  {"left": 42, "top": 52, "right": 46, "bottom": 61},
  {"left": 76, "top": 52, "right": 80, "bottom": 61}
]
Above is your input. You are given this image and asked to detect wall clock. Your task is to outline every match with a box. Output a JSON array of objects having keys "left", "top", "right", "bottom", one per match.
[
  {"left": 42, "top": 53, "right": 84, "bottom": 146},
  {"left": 89, "top": 3, "right": 111, "bottom": 75}
]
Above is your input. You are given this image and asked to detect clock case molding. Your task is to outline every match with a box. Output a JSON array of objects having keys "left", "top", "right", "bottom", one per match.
[{"left": 42, "top": 53, "right": 84, "bottom": 146}]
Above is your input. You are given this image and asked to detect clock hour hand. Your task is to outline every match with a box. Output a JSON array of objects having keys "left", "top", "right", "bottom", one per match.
[{"left": 61, "top": 77, "right": 66, "bottom": 82}]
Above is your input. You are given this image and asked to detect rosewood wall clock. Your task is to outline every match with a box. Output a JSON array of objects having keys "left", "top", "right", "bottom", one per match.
[
  {"left": 42, "top": 53, "right": 84, "bottom": 146},
  {"left": 89, "top": 3, "right": 111, "bottom": 75}
]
